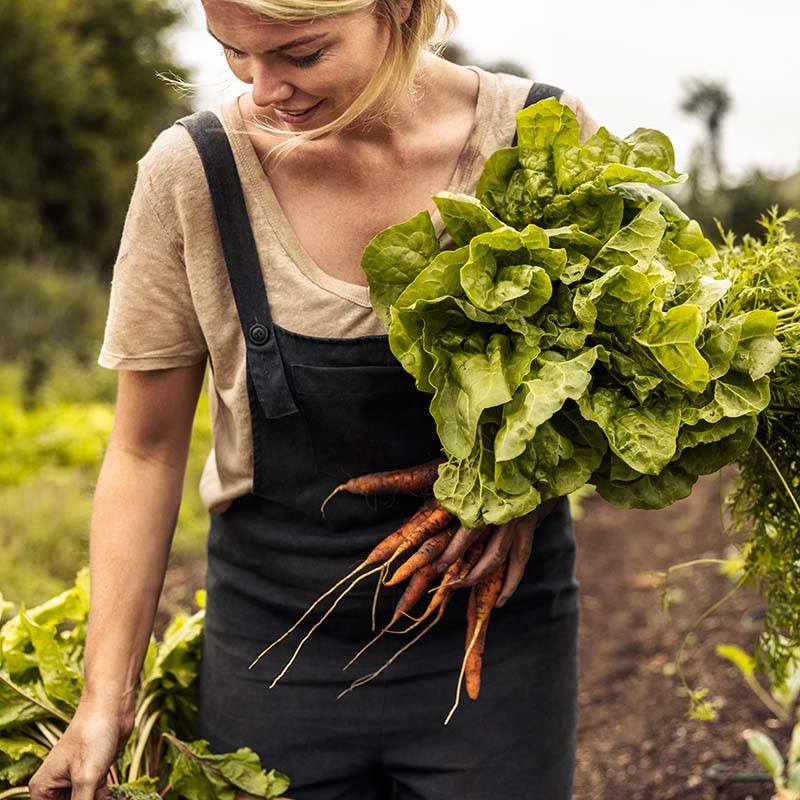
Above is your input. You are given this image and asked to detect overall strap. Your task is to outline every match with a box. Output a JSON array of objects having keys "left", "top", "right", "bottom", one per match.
[
  {"left": 177, "top": 110, "right": 298, "bottom": 419},
  {"left": 511, "top": 81, "right": 564, "bottom": 147}
]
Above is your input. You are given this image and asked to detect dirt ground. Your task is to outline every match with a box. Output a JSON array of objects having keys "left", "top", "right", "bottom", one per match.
[
  {"left": 159, "top": 472, "right": 791, "bottom": 800},
  {"left": 573, "top": 473, "right": 791, "bottom": 800}
]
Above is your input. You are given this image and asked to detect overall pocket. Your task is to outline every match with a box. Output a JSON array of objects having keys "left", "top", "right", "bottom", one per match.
[{"left": 290, "top": 363, "right": 441, "bottom": 481}]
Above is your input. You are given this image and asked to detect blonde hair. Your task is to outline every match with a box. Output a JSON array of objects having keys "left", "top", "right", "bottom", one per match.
[{"left": 228, "top": 0, "right": 458, "bottom": 145}]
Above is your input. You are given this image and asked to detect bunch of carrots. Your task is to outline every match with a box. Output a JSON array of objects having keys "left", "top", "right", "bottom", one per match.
[{"left": 249, "top": 459, "right": 504, "bottom": 724}]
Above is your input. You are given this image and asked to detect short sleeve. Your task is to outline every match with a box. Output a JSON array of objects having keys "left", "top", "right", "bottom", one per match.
[{"left": 99, "top": 161, "right": 208, "bottom": 371}]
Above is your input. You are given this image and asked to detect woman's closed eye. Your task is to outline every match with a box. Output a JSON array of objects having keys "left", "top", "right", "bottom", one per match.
[
  {"left": 221, "top": 45, "right": 247, "bottom": 60},
  {"left": 221, "top": 46, "right": 326, "bottom": 69},
  {"left": 287, "top": 49, "right": 325, "bottom": 68}
]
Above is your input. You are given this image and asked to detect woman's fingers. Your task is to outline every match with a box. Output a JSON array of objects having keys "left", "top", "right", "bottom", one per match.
[
  {"left": 457, "top": 524, "right": 515, "bottom": 587},
  {"left": 496, "top": 519, "right": 535, "bottom": 607},
  {"left": 433, "top": 524, "right": 488, "bottom": 573}
]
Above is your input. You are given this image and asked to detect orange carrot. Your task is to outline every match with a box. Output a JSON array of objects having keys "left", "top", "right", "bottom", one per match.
[
  {"left": 465, "top": 561, "right": 507, "bottom": 700},
  {"left": 392, "top": 562, "right": 440, "bottom": 624},
  {"left": 445, "top": 560, "right": 507, "bottom": 724},
  {"left": 384, "top": 523, "right": 457, "bottom": 586},
  {"left": 397, "top": 529, "right": 490, "bottom": 634},
  {"left": 393, "top": 557, "right": 462, "bottom": 634},
  {"left": 321, "top": 458, "right": 444, "bottom": 514},
  {"left": 363, "top": 498, "right": 437, "bottom": 565},
  {"left": 391, "top": 501, "right": 456, "bottom": 560},
  {"left": 249, "top": 499, "right": 453, "bottom": 674}
]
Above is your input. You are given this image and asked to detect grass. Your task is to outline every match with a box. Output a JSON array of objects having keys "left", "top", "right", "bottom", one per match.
[{"left": 0, "top": 359, "right": 212, "bottom": 610}]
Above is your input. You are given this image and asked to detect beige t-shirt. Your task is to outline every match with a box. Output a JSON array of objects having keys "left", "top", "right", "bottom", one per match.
[{"left": 99, "top": 67, "right": 598, "bottom": 513}]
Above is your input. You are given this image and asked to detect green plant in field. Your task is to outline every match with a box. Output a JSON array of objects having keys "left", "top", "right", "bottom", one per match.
[
  {"left": 0, "top": 390, "right": 212, "bottom": 608},
  {"left": 717, "top": 209, "right": 800, "bottom": 680},
  {"left": 0, "top": 572, "right": 289, "bottom": 798},
  {"left": 717, "top": 644, "right": 800, "bottom": 799}
]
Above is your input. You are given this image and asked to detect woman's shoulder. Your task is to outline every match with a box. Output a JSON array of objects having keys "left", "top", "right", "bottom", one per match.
[
  {"left": 489, "top": 69, "right": 599, "bottom": 143},
  {"left": 132, "top": 104, "right": 237, "bottom": 235},
  {"left": 136, "top": 116, "right": 205, "bottom": 197}
]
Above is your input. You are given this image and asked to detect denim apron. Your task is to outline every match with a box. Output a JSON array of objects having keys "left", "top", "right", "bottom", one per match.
[{"left": 180, "top": 82, "right": 579, "bottom": 800}]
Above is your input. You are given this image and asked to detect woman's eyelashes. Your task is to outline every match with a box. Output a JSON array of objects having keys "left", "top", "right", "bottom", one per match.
[
  {"left": 287, "top": 49, "right": 325, "bottom": 68},
  {"left": 221, "top": 46, "right": 326, "bottom": 69}
]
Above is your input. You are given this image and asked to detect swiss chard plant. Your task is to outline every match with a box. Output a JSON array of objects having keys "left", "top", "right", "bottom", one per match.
[{"left": 0, "top": 570, "right": 290, "bottom": 799}]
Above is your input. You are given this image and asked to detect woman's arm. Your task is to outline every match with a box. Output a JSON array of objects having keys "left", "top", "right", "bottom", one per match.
[{"left": 29, "top": 361, "right": 205, "bottom": 800}]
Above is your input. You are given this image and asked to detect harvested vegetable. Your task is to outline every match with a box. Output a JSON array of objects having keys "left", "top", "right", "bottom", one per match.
[
  {"left": 251, "top": 498, "right": 457, "bottom": 685},
  {"left": 361, "top": 97, "right": 780, "bottom": 530},
  {"left": 255, "top": 101, "right": 800, "bottom": 714},
  {"left": 0, "top": 570, "right": 289, "bottom": 799},
  {"left": 445, "top": 559, "right": 507, "bottom": 724},
  {"left": 321, "top": 457, "right": 443, "bottom": 514}
]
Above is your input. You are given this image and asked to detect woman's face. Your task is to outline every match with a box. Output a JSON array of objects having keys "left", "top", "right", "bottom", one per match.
[{"left": 202, "top": 0, "right": 394, "bottom": 129}]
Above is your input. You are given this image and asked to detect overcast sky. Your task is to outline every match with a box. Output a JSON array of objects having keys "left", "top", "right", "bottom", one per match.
[{"left": 172, "top": 0, "right": 800, "bottom": 182}]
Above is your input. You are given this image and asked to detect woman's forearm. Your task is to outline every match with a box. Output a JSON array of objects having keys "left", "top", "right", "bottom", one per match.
[{"left": 79, "top": 442, "right": 188, "bottom": 718}]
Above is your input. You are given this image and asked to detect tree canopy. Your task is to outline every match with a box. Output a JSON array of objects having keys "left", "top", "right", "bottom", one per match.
[{"left": 0, "top": 0, "right": 190, "bottom": 267}]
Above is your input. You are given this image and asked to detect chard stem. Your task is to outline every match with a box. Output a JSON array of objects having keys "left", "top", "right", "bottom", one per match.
[
  {"left": 0, "top": 788, "right": 31, "bottom": 799},
  {"left": 132, "top": 690, "right": 161, "bottom": 739},
  {"left": 34, "top": 721, "right": 60, "bottom": 748},
  {"left": 129, "top": 709, "right": 161, "bottom": 782}
]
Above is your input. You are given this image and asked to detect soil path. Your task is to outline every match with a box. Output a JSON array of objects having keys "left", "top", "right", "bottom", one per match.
[{"left": 573, "top": 473, "right": 790, "bottom": 800}]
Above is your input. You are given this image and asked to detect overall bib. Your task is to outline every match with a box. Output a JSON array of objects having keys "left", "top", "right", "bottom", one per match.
[{"left": 181, "top": 82, "right": 579, "bottom": 800}]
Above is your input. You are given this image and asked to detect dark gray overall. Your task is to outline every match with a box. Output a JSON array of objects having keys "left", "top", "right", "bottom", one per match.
[{"left": 180, "top": 82, "right": 579, "bottom": 800}]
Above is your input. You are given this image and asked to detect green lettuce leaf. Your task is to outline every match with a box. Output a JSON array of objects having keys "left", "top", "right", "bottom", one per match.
[
  {"left": 361, "top": 211, "right": 441, "bottom": 325},
  {"left": 495, "top": 348, "right": 599, "bottom": 462},
  {"left": 432, "top": 192, "right": 504, "bottom": 247},
  {"left": 633, "top": 305, "right": 710, "bottom": 392}
]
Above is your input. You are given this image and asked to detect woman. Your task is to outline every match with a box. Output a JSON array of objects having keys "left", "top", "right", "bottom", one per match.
[{"left": 29, "top": 1, "right": 598, "bottom": 798}]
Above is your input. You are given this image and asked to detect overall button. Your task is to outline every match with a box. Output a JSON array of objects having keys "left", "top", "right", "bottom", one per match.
[{"left": 249, "top": 323, "right": 270, "bottom": 346}]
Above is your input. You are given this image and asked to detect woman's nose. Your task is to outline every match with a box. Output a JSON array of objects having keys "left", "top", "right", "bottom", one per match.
[{"left": 249, "top": 60, "right": 294, "bottom": 108}]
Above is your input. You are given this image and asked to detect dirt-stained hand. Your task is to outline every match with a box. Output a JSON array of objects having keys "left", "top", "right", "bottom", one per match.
[{"left": 432, "top": 497, "right": 561, "bottom": 606}]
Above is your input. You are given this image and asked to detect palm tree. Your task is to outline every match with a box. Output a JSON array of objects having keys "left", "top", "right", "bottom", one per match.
[{"left": 680, "top": 78, "right": 732, "bottom": 188}]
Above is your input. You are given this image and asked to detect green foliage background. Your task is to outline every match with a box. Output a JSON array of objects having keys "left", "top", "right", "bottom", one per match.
[
  {"left": 0, "top": 262, "right": 210, "bottom": 608},
  {"left": 0, "top": 0, "right": 189, "bottom": 266}
]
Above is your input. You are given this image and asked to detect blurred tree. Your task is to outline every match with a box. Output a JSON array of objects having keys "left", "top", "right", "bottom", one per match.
[
  {"left": 680, "top": 78, "right": 732, "bottom": 190},
  {"left": 0, "top": 0, "right": 189, "bottom": 269},
  {"left": 674, "top": 77, "right": 800, "bottom": 242}
]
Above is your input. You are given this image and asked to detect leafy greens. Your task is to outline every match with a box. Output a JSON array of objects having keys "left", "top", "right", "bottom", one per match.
[
  {"left": 361, "top": 98, "right": 780, "bottom": 529},
  {"left": 0, "top": 571, "right": 290, "bottom": 799}
]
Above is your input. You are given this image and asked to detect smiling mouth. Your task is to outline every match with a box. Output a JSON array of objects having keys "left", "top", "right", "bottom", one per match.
[{"left": 273, "top": 100, "right": 323, "bottom": 117}]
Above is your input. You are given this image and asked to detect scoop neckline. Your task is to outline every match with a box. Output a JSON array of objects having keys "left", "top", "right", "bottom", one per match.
[{"left": 220, "top": 66, "right": 498, "bottom": 308}]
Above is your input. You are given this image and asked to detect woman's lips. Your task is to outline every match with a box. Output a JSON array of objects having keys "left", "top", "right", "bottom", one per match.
[{"left": 272, "top": 100, "right": 324, "bottom": 125}]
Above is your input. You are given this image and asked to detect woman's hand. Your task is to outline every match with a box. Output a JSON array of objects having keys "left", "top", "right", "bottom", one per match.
[
  {"left": 432, "top": 497, "right": 561, "bottom": 607},
  {"left": 28, "top": 701, "right": 133, "bottom": 800}
]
